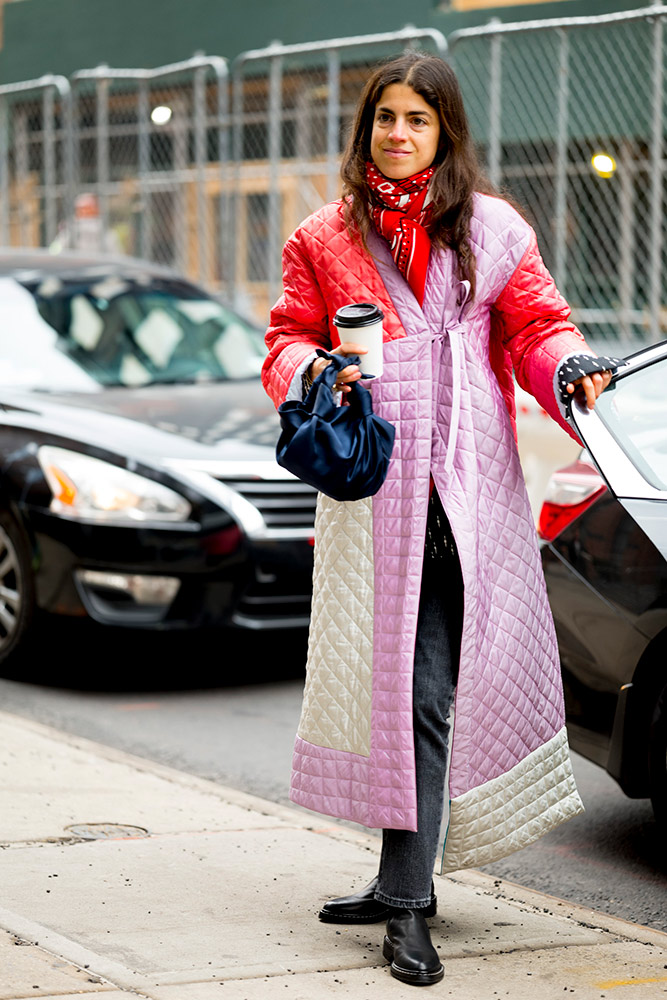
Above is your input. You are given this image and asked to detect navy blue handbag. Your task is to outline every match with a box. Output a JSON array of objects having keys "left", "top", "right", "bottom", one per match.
[{"left": 276, "top": 350, "right": 396, "bottom": 502}]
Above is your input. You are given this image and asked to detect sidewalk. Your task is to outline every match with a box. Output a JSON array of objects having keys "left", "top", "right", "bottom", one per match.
[{"left": 1, "top": 708, "right": 666, "bottom": 1000}]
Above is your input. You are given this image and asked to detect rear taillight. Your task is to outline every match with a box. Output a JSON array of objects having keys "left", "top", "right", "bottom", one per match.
[{"left": 538, "top": 458, "right": 607, "bottom": 542}]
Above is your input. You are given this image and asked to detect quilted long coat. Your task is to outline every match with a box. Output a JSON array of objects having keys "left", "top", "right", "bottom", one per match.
[{"left": 262, "top": 193, "right": 585, "bottom": 872}]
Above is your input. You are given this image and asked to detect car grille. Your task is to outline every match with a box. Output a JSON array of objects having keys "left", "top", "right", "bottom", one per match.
[{"left": 215, "top": 477, "right": 317, "bottom": 532}]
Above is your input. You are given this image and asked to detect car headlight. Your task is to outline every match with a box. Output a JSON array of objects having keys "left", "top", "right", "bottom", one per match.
[{"left": 37, "top": 446, "right": 192, "bottom": 524}]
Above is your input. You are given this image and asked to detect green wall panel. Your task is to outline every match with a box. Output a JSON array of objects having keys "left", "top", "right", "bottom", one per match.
[{"left": 0, "top": 0, "right": 643, "bottom": 84}]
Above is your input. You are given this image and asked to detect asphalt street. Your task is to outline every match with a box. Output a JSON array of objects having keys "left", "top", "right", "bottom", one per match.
[{"left": 1, "top": 623, "right": 665, "bottom": 935}]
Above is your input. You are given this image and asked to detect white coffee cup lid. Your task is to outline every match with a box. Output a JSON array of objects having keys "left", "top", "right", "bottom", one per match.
[{"left": 332, "top": 302, "right": 384, "bottom": 328}]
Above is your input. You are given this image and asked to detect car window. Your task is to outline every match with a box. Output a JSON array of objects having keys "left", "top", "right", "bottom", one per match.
[
  {"left": 0, "top": 274, "right": 266, "bottom": 391},
  {"left": 0, "top": 278, "right": 100, "bottom": 391},
  {"left": 594, "top": 358, "right": 667, "bottom": 490}
]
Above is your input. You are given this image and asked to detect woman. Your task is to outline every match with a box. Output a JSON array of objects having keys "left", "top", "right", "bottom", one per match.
[{"left": 262, "top": 53, "right": 618, "bottom": 988}]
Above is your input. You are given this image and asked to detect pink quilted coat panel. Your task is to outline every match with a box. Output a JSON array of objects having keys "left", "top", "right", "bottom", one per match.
[{"left": 264, "top": 194, "right": 587, "bottom": 842}]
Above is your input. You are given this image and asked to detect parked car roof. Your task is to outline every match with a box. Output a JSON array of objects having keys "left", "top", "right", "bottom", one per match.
[{"left": 0, "top": 248, "right": 193, "bottom": 282}]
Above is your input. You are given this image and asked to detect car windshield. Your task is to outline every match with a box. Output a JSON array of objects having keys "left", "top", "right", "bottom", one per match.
[
  {"left": 0, "top": 274, "right": 266, "bottom": 392},
  {"left": 594, "top": 356, "right": 667, "bottom": 490}
]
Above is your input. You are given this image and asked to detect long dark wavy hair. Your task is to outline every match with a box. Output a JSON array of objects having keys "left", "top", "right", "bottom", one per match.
[{"left": 341, "top": 53, "right": 497, "bottom": 298}]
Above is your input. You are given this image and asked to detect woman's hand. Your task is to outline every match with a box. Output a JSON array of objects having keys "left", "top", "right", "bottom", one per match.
[
  {"left": 309, "top": 342, "right": 368, "bottom": 393},
  {"left": 565, "top": 370, "right": 613, "bottom": 410}
]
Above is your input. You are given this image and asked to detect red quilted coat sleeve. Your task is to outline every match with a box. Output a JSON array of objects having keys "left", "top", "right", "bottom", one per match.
[
  {"left": 262, "top": 234, "right": 334, "bottom": 408},
  {"left": 490, "top": 229, "right": 589, "bottom": 441}
]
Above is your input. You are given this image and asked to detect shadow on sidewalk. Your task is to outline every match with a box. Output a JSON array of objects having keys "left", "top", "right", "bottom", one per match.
[{"left": 3, "top": 614, "right": 309, "bottom": 691}]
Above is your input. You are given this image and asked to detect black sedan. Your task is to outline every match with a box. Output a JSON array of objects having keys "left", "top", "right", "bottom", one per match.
[
  {"left": 0, "top": 251, "right": 316, "bottom": 669},
  {"left": 539, "top": 340, "right": 667, "bottom": 832}
]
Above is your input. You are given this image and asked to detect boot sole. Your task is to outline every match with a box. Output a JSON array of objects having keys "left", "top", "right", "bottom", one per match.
[
  {"left": 319, "top": 896, "right": 437, "bottom": 924},
  {"left": 383, "top": 938, "right": 444, "bottom": 986}
]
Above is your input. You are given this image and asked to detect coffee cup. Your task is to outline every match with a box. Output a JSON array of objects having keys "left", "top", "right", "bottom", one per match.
[{"left": 332, "top": 302, "right": 384, "bottom": 378}]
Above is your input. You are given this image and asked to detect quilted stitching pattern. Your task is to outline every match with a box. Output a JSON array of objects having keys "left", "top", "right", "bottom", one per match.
[
  {"left": 282, "top": 194, "right": 590, "bottom": 861},
  {"left": 409, "top": 226, "right": 568, "bottom": 802},
  {"left": 441, "top": 727, "right": 584, "bottom": 872},
  {"left": 262, "top": 201, "right": 407, "bottom": 409},
  {"left": 296, "top": 494, "right": 374, "bottom": 758},
  {"left": 290, "top": 334, "right": 433, "bottom": 831},
  {"left": 492, "top": 228, "right": 588, "bottom": 443},
  {"left": 290, "top": 336, "right": 432, "bottom": 830}
]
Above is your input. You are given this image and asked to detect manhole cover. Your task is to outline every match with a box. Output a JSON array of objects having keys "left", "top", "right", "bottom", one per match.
[{"left": 65, "top": 823, "right": 149, "bottom": 840}]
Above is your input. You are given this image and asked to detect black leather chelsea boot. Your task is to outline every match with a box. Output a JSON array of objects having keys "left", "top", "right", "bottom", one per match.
[
  {"left": 383, "top": 908, "right": 444, "bottom": 986},
  {"left": 319, "top": 876, "right": 437, "bottom": 924}
]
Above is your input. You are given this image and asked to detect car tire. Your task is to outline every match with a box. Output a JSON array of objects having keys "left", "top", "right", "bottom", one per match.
[
  {"left": 0, "top": 511, "right": 35, "bottom": 669},
  {"left": 649, "top": 682, "right": 667, "bottom": 834}
]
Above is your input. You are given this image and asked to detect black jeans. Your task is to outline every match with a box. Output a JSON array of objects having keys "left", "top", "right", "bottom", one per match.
[{"left": 375, "top": 491, "right": 463, "bottom": 909}]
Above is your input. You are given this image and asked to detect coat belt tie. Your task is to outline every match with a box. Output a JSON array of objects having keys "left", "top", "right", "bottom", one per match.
[{"left": 434, "top": 280, "right": 470, "bottom": 476}]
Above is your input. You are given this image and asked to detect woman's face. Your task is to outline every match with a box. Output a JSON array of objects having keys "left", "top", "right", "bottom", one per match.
[{"left": 369, "top": 83, "right": 440, "bottom": 180}]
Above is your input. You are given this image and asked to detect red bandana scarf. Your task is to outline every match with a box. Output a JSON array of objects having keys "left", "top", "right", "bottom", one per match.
[{"left": 366, "top": 161, "right": 434, "bottom": 306}]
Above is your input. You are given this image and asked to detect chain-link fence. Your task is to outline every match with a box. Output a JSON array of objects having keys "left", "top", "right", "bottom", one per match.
[
  {"left": 0, "top": 74, "right": 74, "bottom": 248},
  {"left": 1, "top": 8, "right": 667, "bottom": 348},
  {"left": 68, "top": 56, "right": 229, "bottom": 290},
  {"left": 450, "top": 4, "right": 666, "bottom": 349},
  {"left": 229, "top": 28, "right": 447, "bottom": 317}
]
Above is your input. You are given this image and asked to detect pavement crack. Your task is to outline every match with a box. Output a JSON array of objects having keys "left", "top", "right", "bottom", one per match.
[{"left": 0, "top": 837, "right": 87, "bottom": 849}]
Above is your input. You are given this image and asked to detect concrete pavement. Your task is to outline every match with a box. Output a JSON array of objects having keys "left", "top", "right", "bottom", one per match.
[{"left": 1, "top": 708, "right": 666, "bottom": 999}]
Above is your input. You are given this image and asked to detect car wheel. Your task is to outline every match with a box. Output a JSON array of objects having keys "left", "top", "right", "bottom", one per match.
[
  {"left": 0, "top": 511, "right": 34, "bottom": 668},
  {"left": 649, "top": 682, "right": 667, "bottom": 834}
]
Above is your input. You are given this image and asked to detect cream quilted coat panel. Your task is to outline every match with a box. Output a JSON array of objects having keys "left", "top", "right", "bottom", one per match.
[
  {"left": 441, "top": 727, "right": 582, "bottom": 872},
  {"left": 297, "top": 494, "right": 374, "bottom": 757}
]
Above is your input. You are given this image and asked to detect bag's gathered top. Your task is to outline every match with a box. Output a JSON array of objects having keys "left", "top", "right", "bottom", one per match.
[
  {"left": 366, "top": 162, "right": 434, "bottom": 306},
  {"left": 276, "top": 350, "right": 396, "bottom": 502}
]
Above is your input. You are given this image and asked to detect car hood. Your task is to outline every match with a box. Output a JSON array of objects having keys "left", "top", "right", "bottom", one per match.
[{"left": 0, "top": 379, "right": 283, "bottom": 465}]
